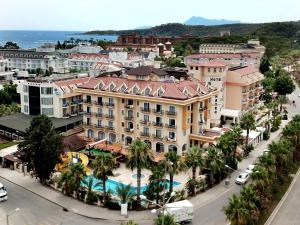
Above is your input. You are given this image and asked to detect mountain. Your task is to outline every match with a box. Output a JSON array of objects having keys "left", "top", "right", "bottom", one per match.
[
  {"left": 184, "top": 16, "right": 241, "bottom": 26},
  {"left": 135, "top": 26, "right": 152, "bottom": 30}
]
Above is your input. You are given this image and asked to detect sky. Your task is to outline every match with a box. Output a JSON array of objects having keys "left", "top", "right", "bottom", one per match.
[{"left": 0, "top": 0, "right": 299, "bottom": 31}]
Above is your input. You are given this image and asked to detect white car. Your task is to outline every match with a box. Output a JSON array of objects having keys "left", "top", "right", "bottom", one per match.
[
  {"left": 262, "top": 149, "right": 270, "bottom": 156},
  {"left": 235, "top": 172, "right": 249, "bottom": 185},
  {"left": 0, "top": 183, "right": 7, "bottom": 202},
  {"left": 245, "top": 164, "right": 256, "bottom": 174}
]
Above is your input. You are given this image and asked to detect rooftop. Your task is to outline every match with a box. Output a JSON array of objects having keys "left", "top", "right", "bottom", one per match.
[{"left": 127, "top": 66, "right": 168, "bottom": 76}]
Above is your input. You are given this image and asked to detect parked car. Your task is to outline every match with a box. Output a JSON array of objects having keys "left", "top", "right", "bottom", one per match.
[
  {"left": 235, "top": 172, "right": 249, "bottom": 185},
  {"left": 165, "top": 200, "right": 194, "bottom": 224},
  {"left": 262, "top": 149, "right": 270, "bottom": 155},
  {"left": 245, "top": 164, "right": 256, "bottom": 174},
  {"left": 0, "top": 183, "right": 8, "bottom": 202}
]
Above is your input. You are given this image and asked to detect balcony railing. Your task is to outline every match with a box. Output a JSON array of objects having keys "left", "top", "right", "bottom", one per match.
[
  {"left": 152, "top": 134, "right": 163, "bottom": 140},
  {"left": 105, "top": 126, "right": 115, "bottom": 131},
  {"left": 153, "top": 109, "right": 164, "bottom": 115},
  {"left": 166, "top": 111, "right": 177, "bottom": 116},
  {"left": 70, "top": 111, "right": 78, "bottom": 116},
  {"left": 62, "top": 113, "right": 70, "bottom": 118},
  {"left": 62, "top": 103, "right": 69, "bottom": 108},
  {"left": 94, "top": 101, "right": 103, "bottom": 106},
  {"left": 125, "top": 128, "right": 134, "bottom": 133},
  {"left": 140, "top": 132, "right": 150, "bottom": 137},
  {"left": 94, "top": 124, "right": 104, "bottom": 130},
  {"left": 83, "top": 100, "right": 92, "bottom": 104},
  {"left": 125, "top": 104, "right": 134, "bottom": 109},
  {"left": 164, "top": 136, "right": 177, "bottom": 142},
  {"left": 95, "top": 113, "right": 103, "bottom": 118},
  {"left": 152, "top": 122, "right": 163, "bottom": 127},
  {"left": 124, "top": 116, "right": 134, "bottom": 121},
  {"left": 199, "top": 106, "right": 207, "bottom": 112},
  {"left": 140, "top": 120, "right": 150, "bottom": 125},
  {"left": 165, "top": 124, "right": 177, "bottom": 129},
  {"left": 84, "top": 111, "right": 93, "bottom": 116},
  {"left": 140, "top": 107, "right": 151, "bottom": 113},
  {"left": 104, "top": 102, "right": 115, "bottom": 107},
  {"left": 83, "top": 122, "right": 93, "bottom": 127},
  {"left": 105, "top": 114, "right": 115, "bottom": 119}
]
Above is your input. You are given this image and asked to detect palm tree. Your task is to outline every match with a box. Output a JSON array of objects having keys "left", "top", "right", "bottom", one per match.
[
  {"left": 240, "top": 112, "right": 256, "bottom": 146},
  {"left": 277, "top": 95, "right": 286, "bottom": 112},
  {"left": 147, "top": 163, "right": 165, "bottom": 204},
  {"left": 116, "top": 183, "right": 136, "bottom": 205},
  {"left": 205, "top": 146, "right": 225, "bottom": 185},
  {"left": 185, "top": 146, "right": 205, "bottom": 180},
  {"left": 81, "top": 176, "right": 102, "bottom": 205},
  {"left": 69, "top": 163, "right": 85, "bottom": 198},
  {"left": 92, "top": 153, "right": 116, "bottom": 202},
  {"left": 126, "top": 139, "right": 154, "bottom": 207},
  {"left": 268, "top": 139, "right": 293, "bottom": 171},
  {"left": 59, "top": 171, "right": 75, "bottom": 196},
  {"left": 258, "top": 154, "right": 276, "bottom": 174},
  {"left": 165, "top": 151, "right": 185, "bottom": 193},
  {"left": 250, "top": 165, "right": 272, "bottom": 194},
  {"left": 224, "top": 194, "right": 250, "bottom": 225},
  {"left": 240, "top": 185, "right": 260, "bottom": 223}
]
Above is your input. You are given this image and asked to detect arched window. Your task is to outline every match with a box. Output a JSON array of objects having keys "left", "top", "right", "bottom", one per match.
[
  {"left": 125, "top": 136, "right": 133, "bottom": 146},
  {"left": 99, "top": 82, "right": 104, "bottom": 90},
  {"left": 168, "top": 145, "right": 177, "bottom": 153},
  {"left": 157, "top": 89, "right": 164, "bottom": 97},
  {"left": 109, "top": 83, "right": 115, "bottom": 91},
  {"left": 156, "top": 142, "right": 164, "bottom": 153},
  {"left": 144, "top": 87, "right": 151, "bottom": 96},
  {"left": 109, "top": 133, "right": 116, "bottom": 143},
  {"left": 120, "top": 84, "right": 127, "bottom": 93},
  {"left": 132, "top": 86, "right": 139, "bottom": 94},
  {"left": 98, "top": 131, "right": 105, "bottom": 140},
  {"left": 87, "top": 129, "right": 94, "bottom": 138}
]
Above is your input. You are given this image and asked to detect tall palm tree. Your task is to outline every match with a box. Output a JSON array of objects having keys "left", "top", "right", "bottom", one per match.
[
  {"left": 250, "top": 165, "right": 272, "bottom": 194},
  {"left": 224, "top": 194, "right": 250, "bottom": 225},
  {"left": 92, "top": 153, "right": 116, "bottom": 202},
  {"left": 116, "top": 183, "right": 136, "bottom": 205},
  {"left": 126, "top": 139, "right": 154, "bottom": 207},
  {"left": 59, "top": 171, "right": 75, "bottom": 196},
  {"left": 240, "top": 112, "right": 256, "bottom": 146},
  {"left": 258, "top": 154, "right": 276, "bottom": 174},
  {"left": 268, "top": 139, "right": 293, "bottom": 171},
  {"left": 205, "top": 146, "right": 225, "bottom": 185},
  {"left": 147, "top": 163, "right": 165, "bottom": 204},
  {"left": 69, "top": 163, "right": 85, "bottom": 198},
  {"left": 165, "top": 151, "right": 185, "bottom": 193},
  {"left": 185, "top": 146, "right": 205, "bottom": 180},
  {"left": 81, "top": 176, "right": 102, "bottom": 205},
  {"left": 240, "top": 185, "right": 260, "bottom": 223}
]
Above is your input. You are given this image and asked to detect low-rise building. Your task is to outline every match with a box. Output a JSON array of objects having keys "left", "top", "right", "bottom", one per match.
[
  {"left": 68, "top": 53, "right": 109, "bottom": 71},
  {"left": 76, "top": 74, "right": 220, "bottom": 155}
]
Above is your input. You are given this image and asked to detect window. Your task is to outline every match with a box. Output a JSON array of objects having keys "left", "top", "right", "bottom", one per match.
[
  {"left": 23, "top": 85, "right": 28, "bottom": 92},
  {"left": 108, "top": 121, "right": 114, "bottom": 128},
  {"left": 169, "top": 119, "right": 176, "bottom": 127},
  {"left": 24, "top": 95, "right": 28, "bottom": 103},
  {"left": 156, "top": 104, "right": 162, "bottom": 113},
  {"left": 144, "top": 102, "right": 150, "bottom": 110},
  {"left": 41, "top": 87, "right": 53, "bottom": 95},
  {"left": 97, "top": 108, "right": 102, "bottom": 114},
  {"left": 208, "top": 68, "right": 210, "bottom": 73},
  {"left": 99, "top": 82, "right": 104, "bottom": 90},
  {"left": 24, "top": 105, "right": 29, "bottom": 113},
  {"left": 169, "top": 105, "right": 175, "bottom": 112},
  {"left": 109, "top": 83, "right": 115, "bottom": 91},
  {"left": 41, "top": 108, "right": 54, "bottom": 116},
  {"left": 41, "top": 97, "right": 53, "bottom": 105},
  {"left": 120, "top": 84, "right": 127, "bottom": 92},
  {"left": 98, "top": 120, "right": 102, "bottom": 126},
  {"left": 86, "top": 95, "right": 91, "bottom": 103},
  {"left": 190, "top": 66, "right": 193, "bottom": 70},
  {"left": 143, "top": 127, "right": 149, "bottom": 134},
  {"left": 144, "top": 87, "right": 151, "bottom": 96},
  {"left": 213, "top": 68, "right": 217, "bottom": 73},
  {"left": 169, "top": 132, "right": 175, "bottom": 139},
  {"left": 109, "top": 109, "right": 113, "bottom": 117},
  {"left": 109, "top": 98, "right": 114, "bottom": 105},
  {"left": 97, "top": 97, "right": 102, "bottom": 104},
  {"left": 157, "top": 89, "right": 164, "bottom": 97},
  {"left": 156, "top": 130, "right": 162, "bottom": 138},
  {"left": 144, "top": 115, "right": 149, "bottom": 122},
  {"left": 132, "top": 86, "right": 139, "bottom": 94},
  {"left": 195, "top": 67, "right": 198, "bottom": 70},
  {"left": 87, "top": 106, "right": 91, "bottom": 113}
]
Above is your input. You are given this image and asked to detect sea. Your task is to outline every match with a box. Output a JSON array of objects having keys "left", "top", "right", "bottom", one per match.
[{"left": 0, "top": 30, "right": 118, "bottom": 49}]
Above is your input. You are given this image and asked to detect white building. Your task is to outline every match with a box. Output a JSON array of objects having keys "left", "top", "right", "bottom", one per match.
[
  {"left": 0, "top": 56, "right": 7, "bottom": 72},
  {"left": 17, "top": 75, "right": 91, "bottom": 118},
  {"left": 68, "top": 53, "right": 109, "bottom": 71}
]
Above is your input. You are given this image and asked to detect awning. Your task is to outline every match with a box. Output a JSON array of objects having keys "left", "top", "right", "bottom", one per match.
[
  {"left": 220, "top": 108, "right": 241, "bottom": 118},
  {"left": 0, "top": 145, "right": 18, "bottom": 157}
]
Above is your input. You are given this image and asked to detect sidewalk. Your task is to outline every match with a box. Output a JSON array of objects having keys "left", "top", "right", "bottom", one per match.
[{"left": 0, "top": 169, "right": 152, "bottom": 223}]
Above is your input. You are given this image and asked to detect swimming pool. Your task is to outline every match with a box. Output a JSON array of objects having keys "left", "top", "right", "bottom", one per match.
[{"left": 81, "top": 175, "right": 181, "bottom": 194}]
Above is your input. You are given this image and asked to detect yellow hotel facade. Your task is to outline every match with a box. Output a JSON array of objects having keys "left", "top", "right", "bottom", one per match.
[{"left": 76, "top": 71, "right": 220, "bottom": 155}]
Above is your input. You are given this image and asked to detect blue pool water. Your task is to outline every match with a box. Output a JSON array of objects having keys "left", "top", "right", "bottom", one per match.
[{"left": 82, "top": 175, "right": 181, "bottom": 194}]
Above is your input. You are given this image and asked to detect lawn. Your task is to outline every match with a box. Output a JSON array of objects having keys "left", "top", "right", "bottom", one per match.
[{"left": 0, "top": 141, "right": 17, "bottom": 150}]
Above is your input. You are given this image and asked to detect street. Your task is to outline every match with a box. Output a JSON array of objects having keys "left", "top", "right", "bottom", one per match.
[{"left": 0, "top": 178, "right": 117, "bottom": 225}]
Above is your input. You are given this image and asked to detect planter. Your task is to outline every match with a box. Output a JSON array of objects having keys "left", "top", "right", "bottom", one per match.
[{"left": 121, "top": 203, "right": 128, "bottom": 216}]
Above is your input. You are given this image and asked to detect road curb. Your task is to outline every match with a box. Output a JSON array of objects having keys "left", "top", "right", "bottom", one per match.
[
  {"left": 264, "top": 167, "right": 300, "bottom": 225},
  {"left": 0, "top": 174, "right": 151, "bottom": 222}
]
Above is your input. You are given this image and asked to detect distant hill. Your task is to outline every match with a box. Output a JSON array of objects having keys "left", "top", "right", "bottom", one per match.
[
  {"left": 135, "top": 26, "right": 152, "bottom": 30},
  {"left": 84, "top": 21, "right": 300, "bottom": 38},
  {"left": 184, "top": 16, "right": 240, "bottom": 26}
]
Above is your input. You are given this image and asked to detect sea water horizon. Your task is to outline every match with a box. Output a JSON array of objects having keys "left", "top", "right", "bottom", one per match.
[{"left": 0, "top": 30, "right": 118, "bottom": 49}]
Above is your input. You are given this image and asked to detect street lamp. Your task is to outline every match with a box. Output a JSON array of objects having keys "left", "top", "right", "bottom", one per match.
[
  {"left": 141, "top": 192, "right": 176, "bottom": 225},
  {"left": 7, "top": 208, "right": 20, "bottom": 225}
]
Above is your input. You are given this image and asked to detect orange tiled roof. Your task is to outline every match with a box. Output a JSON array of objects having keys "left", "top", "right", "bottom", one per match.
[
  {"left": 78, "top": 76, "right": 215, "bottom": 100},
  {"left": 69, "top": 53, "right": 109, "bottom": 60},
  {"left": 54, "top": 77, "right": 91, "bottom": 88},
  {"left": 188, "top": 60, "right": 229, "bottom": 67},
  {"left": 186, "top": 52, "right": 259, "bottom": 59}
]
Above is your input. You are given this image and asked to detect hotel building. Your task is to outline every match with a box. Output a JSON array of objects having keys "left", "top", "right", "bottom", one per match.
[{"left": 76, "top": 72, "right": 220, "bottom": 155}]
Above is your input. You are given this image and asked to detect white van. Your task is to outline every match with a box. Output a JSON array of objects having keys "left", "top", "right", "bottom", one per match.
[
  {"left": 165, "top": 200, "right": 194, "bottom": 224},
  {"left": 0, "top": 183, "right": 8, "bottom": 201}
]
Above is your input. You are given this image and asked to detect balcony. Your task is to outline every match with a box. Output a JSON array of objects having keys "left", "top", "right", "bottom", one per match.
[
  {"left": 165, "top": 124, "right": 177, "bottom": 129},
  {"left": 95, "top": 113, "right": 103, "bottom": 118},
  {"left": 153, "top": 109, "right": 164, "bottom": 115},
  {"left": 78, "top": 99, "right": 83, "bottom": 104},
  {"left": 125, "top": 104, "right": 134, "bottom": 109},
  {"left": 140, "top": 120, "right": 150, "bottom": 125},
  {"left": 140, "top": 107, "right": 150, "bottom": 113},
  {"left": 94, "top": 124, "right": 104, "bottom": 130},
  {"left": 152, "top": 134, "right": 163, "bottom": 140},
  {"left": 104, "top": 102, "right": 115, "bottom": 107},
  {"left": 94, "top": 101, "right": 103, "bottom": 106},
  {"left": 62, "top": 103, "right": 69, "bottom": 108},
  {"left": 152, "top": 122, "right": 163, "bottom": 128},
  {"left": 124, "top": 116, "right": 134, "bottom": 121},
  {"left": 84, "top": 111, "right": 93, "bottom": 116},
  {"left": 166, "top": 111, "right": 177, "bottom": 116},
  {"left": 125, "top": 128, "right": 134, "bottom": 133},
  {"left": 199, "top": 106, "right": 207, "bottom": 112},
  {"left": 62, "top": 113, "right": 70, "bottom": 118},
  {"left": 70, "top": 111, "right": 78, "bottom": 116},
  {"left": 105, "top": 114, "right": 115, "bottom": 119},
  {"left": 83, "top": 100, "right": 92, "bottom": 105},
  {"left": 83, "top": 122, "right": 93, "bottom": 128},
  {"left": 164, "top": 136, "right": 177, "bottom": 143},
  {"left": 105, "top": 126, "right": 115, "bottom": 131},
  {"left": 140, "top": 132, "right": 150, "bottom": 137},
  {"left": 78, "top": 110, "right": 84, "bottom": 114}
]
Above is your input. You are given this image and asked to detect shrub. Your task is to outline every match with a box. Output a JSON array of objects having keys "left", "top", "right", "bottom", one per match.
[
  {"left": 282, "top": 114, "right": 288, "bottom": 120},
  {"left": 104, "top": 200, "right": 121, "bottom": 210},
  {"left": 243, "top": 144, "right": 254, "bottom": 157},
  {"left": 263, "top": 131, "right": 270, "bottom": 140}
]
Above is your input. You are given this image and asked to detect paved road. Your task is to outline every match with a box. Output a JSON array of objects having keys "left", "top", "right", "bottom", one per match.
[
  {"left": 0, "top": 178, "right": 117, "bottom": 225},
  {"left": 191, "top": 82, "right": 300, "bottom": 225}
]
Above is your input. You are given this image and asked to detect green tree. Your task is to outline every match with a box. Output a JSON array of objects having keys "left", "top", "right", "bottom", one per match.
[
  {"left": 59, "top": 171, "right": 75, "bottom": 196},
  {"left": 19, "top": 115, "right": 63, "bottom": 184},
  {"left": 2, "top": 41, "right": 20, "bottom": 49},
  {"left": 224, "top": 194, "right": 250, "bottom": 225},
  {"left": 145, "top": 163, "right": 165, "bottom": 204},
  {"left": 116, "top": 183, "right": 136, "bottom": 204},
  {"left": 126, "top": 139, "right": 154, "bottom": 207},
  {"left": 268, "top": 139, "right": 293, "bottom": 171},
  {"left": 240, "top": 185, "right": 260, "bottom": 223},
  {"left": 81, "top": 176, "right": 101, "bottom": 205},
  {"left": 205, "top": 146, "right": 225, "bottom": 185},
  {"left": 240, "top": 112, "right": 256, "bottom": 146},
  {"left": 259, "top": 56, "right": 271, "bottom": 73},
  {"left": 185, "top": 146, "right": 205, "bottom": 180},
  {"left": 273, "top": 74, "right": 295, "bottom": 96},
  {"left": 154, "top": 214, "right": 177, "bottom": 225},
  {"left": 165, "top": 151, "right": 185, "bottom": 193},
  {"left": 92, "top": 154, "right": 116, "bottom": 202},
  {"left": 69, "top": 163, "right": 85, "bottom": 198}
]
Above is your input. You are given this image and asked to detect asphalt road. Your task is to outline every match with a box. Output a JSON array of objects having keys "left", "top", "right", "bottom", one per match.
[
  {"left": 0, "top": 178, "right": 118, "bottom": 225},
  {"left": 191, "top": 82, "right": 300, "bottom": 225}
]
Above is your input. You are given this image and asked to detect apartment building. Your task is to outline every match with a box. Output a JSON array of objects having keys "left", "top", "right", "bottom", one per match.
[
  {"left": 17, "top": 75, "right": 91, "bottom": 118},
  {"left": 68, "top": 53, "right": 109, "bottom": 71},
  {"left": 76, "top": 74, "right": 219, "bottom": 155},
  {"left": 187, "top": 61, "right": 264, "bottom": 124},
  {"left": 0, "top": 49, "right": 68, "bottom": 73},
  {"left": 185, "top": 52, "right": 261, "bottom": 69}
]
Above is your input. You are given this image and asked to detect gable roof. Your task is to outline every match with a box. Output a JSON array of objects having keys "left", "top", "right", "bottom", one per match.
[{"left": 127, "top": 66, "right": 168, "bottom": 76}]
